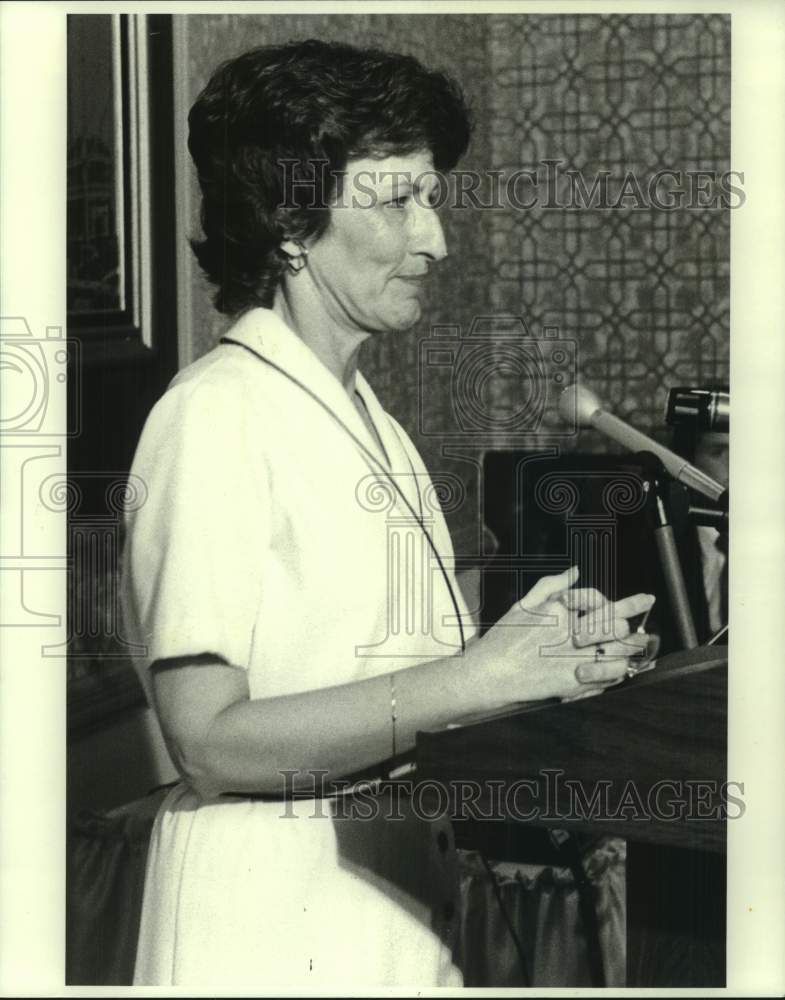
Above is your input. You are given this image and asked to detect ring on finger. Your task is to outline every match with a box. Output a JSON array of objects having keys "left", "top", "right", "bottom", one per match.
[{"left": 594, "top": 645, "right": 606, "bottom": 663}]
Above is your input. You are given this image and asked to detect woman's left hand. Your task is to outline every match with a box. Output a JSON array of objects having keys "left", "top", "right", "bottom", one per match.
[
  {"left": 543, "top": 583, "right": 657, "bottom": 695},
  {"left": 506, "top": 566, "right": 657, "bottom": 699}
]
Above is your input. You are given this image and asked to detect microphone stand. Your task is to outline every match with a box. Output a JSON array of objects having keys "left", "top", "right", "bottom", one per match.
[
  {"left": 688, "top": 497, "right": 729, "bottom": 648},
  {"left": 637, "top": 452, "right": 700, "bottom": 650}
]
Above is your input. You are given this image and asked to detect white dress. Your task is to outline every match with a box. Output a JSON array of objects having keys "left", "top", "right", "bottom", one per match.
[{"left": 121, "top": 307, "right": 476, "bottom": 987}]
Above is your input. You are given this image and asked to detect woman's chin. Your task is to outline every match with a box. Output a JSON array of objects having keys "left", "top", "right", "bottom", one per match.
[{"left": 384, "top": 298, "right": 423, "bottom": 332}]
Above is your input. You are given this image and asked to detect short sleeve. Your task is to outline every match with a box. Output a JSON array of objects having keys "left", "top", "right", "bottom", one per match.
[{"left": 121, "top": 376, "right": 272, "bottom": 672}]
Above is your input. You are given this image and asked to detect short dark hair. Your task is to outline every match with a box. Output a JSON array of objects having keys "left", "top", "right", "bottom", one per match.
[{"left": 188, "top": 39, "right": 472, "bottom": 315}]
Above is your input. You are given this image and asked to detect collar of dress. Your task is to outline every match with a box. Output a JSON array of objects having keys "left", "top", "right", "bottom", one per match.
[
  {"left": 219, "top": 308, "right": 466, "bottom": 654},
  {"left": 220, "top": 307, "right": 400, "bottom": 475}
]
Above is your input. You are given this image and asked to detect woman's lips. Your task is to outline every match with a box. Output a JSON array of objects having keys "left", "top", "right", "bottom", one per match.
[{"left": 395, "top": 276, "right": 426, "bottom": 295}]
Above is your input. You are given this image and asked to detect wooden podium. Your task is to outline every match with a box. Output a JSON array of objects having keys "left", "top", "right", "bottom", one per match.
[{"left": 416, "top": 647, "right": 728, "bottom": 986}]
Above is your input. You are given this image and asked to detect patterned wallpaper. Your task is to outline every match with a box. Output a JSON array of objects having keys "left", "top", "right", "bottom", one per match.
[
  {"left": 485, "top": 14, "right": 730, "bottom": 434},
  {"left": 180, "top": 13, "right": 730, "bottom": 550}
]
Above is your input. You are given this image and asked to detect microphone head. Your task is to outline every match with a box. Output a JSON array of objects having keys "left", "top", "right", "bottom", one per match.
[{"left": 559, "top": 383, "right": 603, "bottom": 427}]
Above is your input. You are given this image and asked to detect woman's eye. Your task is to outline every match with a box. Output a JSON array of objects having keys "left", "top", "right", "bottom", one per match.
[{"left": 386, "top": 195, "right": 410, "bottom": 209}]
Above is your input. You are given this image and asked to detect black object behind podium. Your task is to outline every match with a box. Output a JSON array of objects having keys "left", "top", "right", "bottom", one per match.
[
  {"left": 416, "top": 647, "right": 727, "bottom": 986},
  {"left": 478, "top": 450, "right": 716, "bottom": 652}
]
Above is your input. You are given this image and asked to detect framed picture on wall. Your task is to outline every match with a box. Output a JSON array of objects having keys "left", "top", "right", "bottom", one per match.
[
  {"left": 67, "top": 13, "right": 154, "bottom": 362},
  {"left": 66, "top": 13, "right": 178, "bottom": 735}
]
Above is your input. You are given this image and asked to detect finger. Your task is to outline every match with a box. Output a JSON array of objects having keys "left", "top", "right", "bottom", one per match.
[
  {"left": 573, "top": 613, "right": 631, "bottom": 646},
  {"left": 572, "top": 598, "right": 657, "bottom": 646},
  {"left": 576, "top": 635, "right": 650, "bottom": 659},
  {"left": 563, "top": 676, "right": 626, "bottom": 703},
  {"left": 633, "top": 632, "right": 661, "bottom": 662},
  {"left": 519, "top": 566, "right": 579, "bottom": 610},
  {"left": 564, "top": 590, "right": 655, "bottom": 618},
  {"left": 576, "top": 658, "right": 629, "bottom": 685},
  {"left": 560, "top": 588, "right": 608, "bottom": 612},
  {"left": 609, "top": 593, "right": 656, "bottom": 620}
]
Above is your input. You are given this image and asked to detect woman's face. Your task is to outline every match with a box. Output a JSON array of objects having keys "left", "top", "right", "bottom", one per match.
[{"left": 304, "top": 150, "right": 447, "bottom": 335}]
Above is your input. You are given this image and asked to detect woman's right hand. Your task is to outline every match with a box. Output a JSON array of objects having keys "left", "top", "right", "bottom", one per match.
[{"left": 470, "top": 566, "right": 656, "bottom": 706}]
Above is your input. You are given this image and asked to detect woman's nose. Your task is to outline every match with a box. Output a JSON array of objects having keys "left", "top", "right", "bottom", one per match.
[{"left": 411, "top": 202, "right": 448, "bottom": 261}]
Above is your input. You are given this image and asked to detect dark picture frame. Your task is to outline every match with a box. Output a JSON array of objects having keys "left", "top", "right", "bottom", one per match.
[
  {"left": 67, "top": 13, "right": 178, "bottom": 734},
  {"left": 67, "top": 13, "right": 157, "bottom": 365}
]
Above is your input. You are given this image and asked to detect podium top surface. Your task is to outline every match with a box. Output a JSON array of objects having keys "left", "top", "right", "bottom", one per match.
[{"left": 416, "top": 647, "right": 728, "bottom": 853}]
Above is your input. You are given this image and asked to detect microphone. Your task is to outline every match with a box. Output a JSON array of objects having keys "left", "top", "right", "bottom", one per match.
[
  {"left": 666, "top": 387, "right": 729, "bottom": 432},
  {"left": 559, "top": 383, "right": 726, "bottom": 503}
]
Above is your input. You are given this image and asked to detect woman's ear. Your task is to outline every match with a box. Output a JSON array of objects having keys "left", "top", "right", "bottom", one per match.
[{"left": 280, "top": 238, "right": 309, "bottom": 274}]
